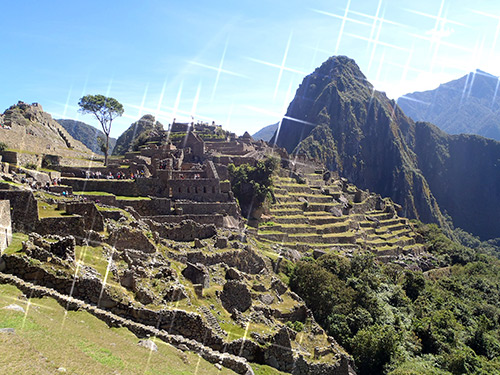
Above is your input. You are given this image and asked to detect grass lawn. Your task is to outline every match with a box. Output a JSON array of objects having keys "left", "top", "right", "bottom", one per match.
[{"left": 0, "top": 283, "right": 237, "bottom": 375}]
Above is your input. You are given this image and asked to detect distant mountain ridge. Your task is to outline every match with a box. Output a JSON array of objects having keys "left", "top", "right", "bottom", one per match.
[
  {"left": 398, "top": 69, "right": 500, "bottom": 141},
  {"left": 56, "top": 119, "right": 117, "bottom": 155},
  {"left": 252, "top": 122, "right": 278, "bottom": 142},
  {"left": 273, "top": 56, "right": 500, "bottom": 240}
]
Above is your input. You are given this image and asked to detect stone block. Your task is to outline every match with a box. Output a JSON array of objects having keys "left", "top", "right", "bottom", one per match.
[
  {"left": 215, "top": 237, "right": 228, "bottom": 248},
  {"left": 182, "top": 262, "right": 210, "bottom": 288},
  {"left": 221, "top": 280, "right": 251, "bottom": 313},
  {"left": 0, "top": 200, "right": 12, "bottom": 251}
]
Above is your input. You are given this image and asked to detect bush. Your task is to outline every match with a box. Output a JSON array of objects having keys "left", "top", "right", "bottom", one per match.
[
  {"left": 24, "top": 162, "right": 38, "bottom": 170},
  {"left": 228, "top": 156, "right": 279, "bottom": 217},
  {"left": 286, "top": 321, "right": 304, "bottom": 332}
]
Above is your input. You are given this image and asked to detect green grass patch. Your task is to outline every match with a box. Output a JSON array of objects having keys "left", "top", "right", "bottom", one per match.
[
  {"left": 116, "top": 195, "right": 150, "bottom": 201},
  {"left": 37, "top": 201, "right": 72, "bottom": 218},
  {"left": 74, "top": 191, "right": 115, "bottom": 196},
  {"left": 2, "top": 232, "right": 28, "bottom": 255},
  {"left": 78, "top": 340, "right": 124, "bottom": 368},
  {"left": 0, "top": 284, "right": 236, "bottom": 375}
]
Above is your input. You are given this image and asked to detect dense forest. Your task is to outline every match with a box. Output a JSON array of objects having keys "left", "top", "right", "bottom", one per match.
[{"left": 287, "top": 223, "right": 500, "bottom": 374}]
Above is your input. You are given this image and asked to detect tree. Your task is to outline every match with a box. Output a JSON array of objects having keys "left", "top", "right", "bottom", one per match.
[
  {"left": 78, "top": 94, "right": 124, "bottom": 166},
  {"left": 228, "top": 156, "right": 279, "bottom": 217}
]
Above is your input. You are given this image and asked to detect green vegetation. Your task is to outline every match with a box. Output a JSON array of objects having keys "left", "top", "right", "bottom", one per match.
[
  {"left": 228, "top": 156, "right": 279, "bottom": 217},
  {"left": 2, "top": 233, "right": 28, "bottom": 255},
  {"left": 112, "top": 114, "right": 162, "bottom": 156},
  {"left": 78, "top": 94, "right": 124, "bottom": 166},
  {"left": 288, "top": 222, "right": 500, "bottom": 375},
  {"left": 0, "top": 141, "right": 8, "bottom": 152},
  {"left": 37, "top": 201, "right": 72, "bottom": 218},
  {"left": 0, "top": 284, "right": 236, "bottom": 375},
  {"left": 23, "top": 162, "right": 37, "bottom": 170}
]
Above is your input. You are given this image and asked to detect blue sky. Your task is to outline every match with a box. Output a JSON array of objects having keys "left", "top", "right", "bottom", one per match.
[{"left": 1, "top": 0, "right": 500, "bottom": 137}]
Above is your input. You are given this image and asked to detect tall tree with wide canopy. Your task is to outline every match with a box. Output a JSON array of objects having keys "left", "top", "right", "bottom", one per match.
[{"left": 78, "top": 94, "right": 124, "bottom": 166}]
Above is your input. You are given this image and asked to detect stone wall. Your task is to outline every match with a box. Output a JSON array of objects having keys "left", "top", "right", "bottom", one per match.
[
  {"left": 1, "top": 151, "right": 42, "bottom": 168},
  {"left": 175, "top": 202, "right": 239, "bottom": 217},
  {"left": 0, "top": 272, "right": 252, "bottom": 375},
  {"left": 167, "top": 179, "right": 231, "bottom": 202},
  {"left": 146, "top": 214, "right": 224, "bottom": 227},
  {"left": 62, "top": 177, "right": 232, "bottom": 203},
  {"left": 0, "top": 190, "right": 38, "bottom": 232},
  {"left": 36, "top": 216, "right": 87, "bottom": 239},
  {"left": 116, "top": 198, "right": 171, "bottom": 216},
  {"left": 1, "top": 253, "right": 225, "bottom": 349},
  {"left": 61, "top": 178, "right": 142, "bottom": 196},
  {"left": 145, "top": 219, "right": 217, "bottom": 241},
  {"left": 64, "top": 202, "right": 104, "bottom": 231},
  {"left": 187, "top": 248, "right": 267, "bottom": 275},
  {"left": 0, "top": 200, "right": 12, "bottom": 251}
]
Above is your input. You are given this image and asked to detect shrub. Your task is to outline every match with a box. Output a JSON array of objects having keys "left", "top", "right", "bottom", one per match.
[{"left": 24, "top": 162, "right": 38, "bottom": 170}]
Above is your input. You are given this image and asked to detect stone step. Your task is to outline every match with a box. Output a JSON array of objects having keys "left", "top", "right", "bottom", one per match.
[
  {"left": 272, "top": 216, "right": 310, "bottom": 225},
  {"left": 288, "top": 233, "right": 356, "bottom": 244},
  {"left": 378, "top": 218, "right": 407, "bottom": 227},
  {"left": 269, "top": 208, "right": 303, "bottom": 216},
  {"left": 375, "top": 223, "right": 408, "bottom": 233},
  {"left": 305, "top": 203, "right": 343, "bottom": 212},
  {"left": 316, "top": 222, "right": 351, "bottom": 235},
  {"left": 257, "top": 231, "right": 289, "bottom": 242},
  {"left": 273, "top": 188, "right": 289, "bottom": 195},
  {"left": 273, "top": 202, "right": 306, "bottom": 210},
  {"left": 308, "top": 216, "right": 347, "bottom": 225},
  {"left": 365, "top": 212, "right": 395, "bottom": 221},
  {"left": 289, "top": 193, "right": 335, "bottom": 203},
  {"left": 265, "top": 225, "right": 319, "bottom": 235},
  {"left": 274, "top": 184, "right": 313, "bottom": 194},
  {"left": 198, "top": 306, "right": 226, "bottom": 337}
]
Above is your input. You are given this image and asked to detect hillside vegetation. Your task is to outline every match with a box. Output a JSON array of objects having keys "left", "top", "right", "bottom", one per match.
[{"left": 289, "top": 222, "right": 500, "bottom": 375}]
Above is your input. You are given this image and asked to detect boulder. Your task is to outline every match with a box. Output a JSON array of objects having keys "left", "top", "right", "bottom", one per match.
[
  {"left": 221, "top": 280, "right": 252, "bottom": 313},
  {"left": 265, "top": 327, "right": 294, "bottom": 372},
  {"left": 216, "top": 237, "right": 228, "bottom": 249},
  {"left": 260, "top": 294, "right": 274, "bottom": 305},
  {"left": 271, "top": 277, "right": 287, "bottom": 295},
  {"left": 225, "top": 267, "right": 243, "bottom": 281},
  {"left": 138, "top": 339, "right": 158, "bottom": 352},
  {"left": 109, "top": 226, "right": 156, "bottom": 253},
  {"left": 182, "top": 262, "right": 210, "bottom": 288}
]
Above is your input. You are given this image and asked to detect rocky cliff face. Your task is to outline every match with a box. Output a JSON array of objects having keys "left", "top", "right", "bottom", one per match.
[
  {"left": 112, "top": 114, "right": 164, "bottom": 155},
  {"left": 398, "top": 70, "right": 500, "bottom": 141},
  {"left": 273, "top": 56, "right": 500, "bottom": 240}
]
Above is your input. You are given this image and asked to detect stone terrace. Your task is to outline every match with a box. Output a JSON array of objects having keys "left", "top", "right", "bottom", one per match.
[{"left": 255, "top": 173, "right": 423, "bottom": 258}]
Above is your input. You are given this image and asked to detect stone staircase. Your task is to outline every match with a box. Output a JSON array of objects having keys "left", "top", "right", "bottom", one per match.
[
  {"left": 198, "top": 306, "right": 227, "bottom": 337},
  {"left": 258, "top": 176, "right": 421, "bottom": 255}
]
